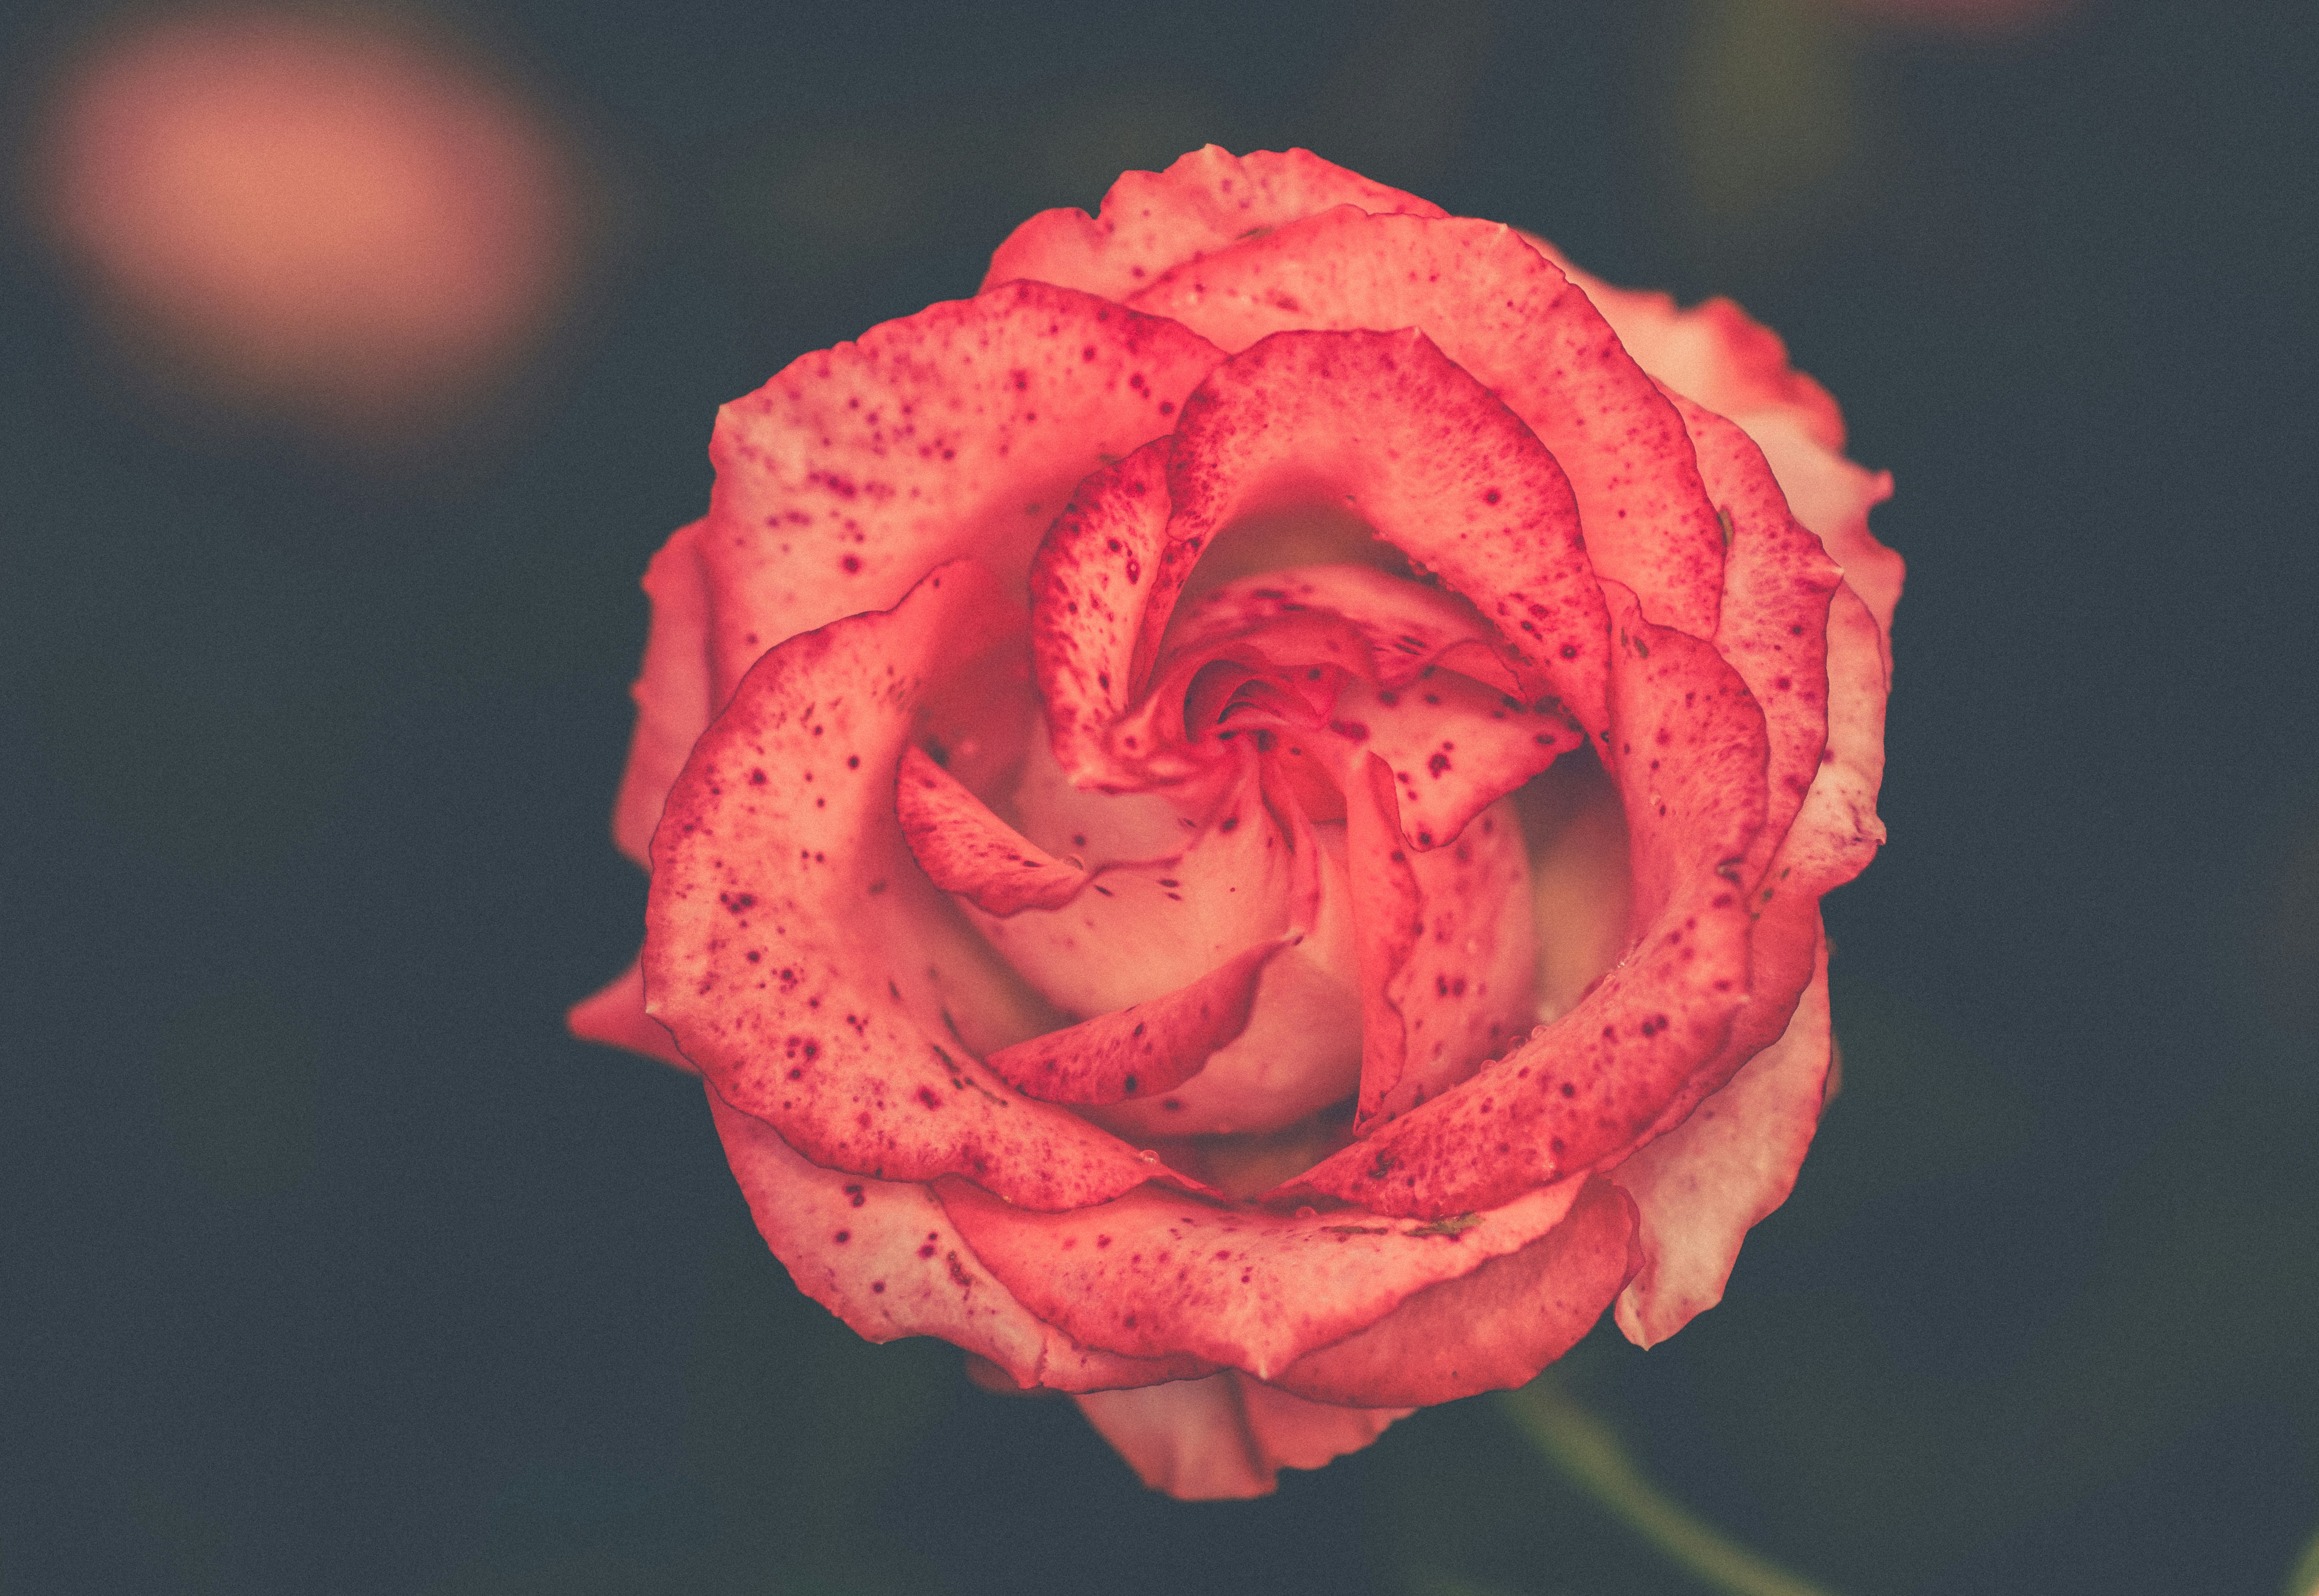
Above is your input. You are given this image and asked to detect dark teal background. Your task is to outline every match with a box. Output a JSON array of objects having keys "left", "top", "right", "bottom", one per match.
[{"left": 2, "top": 2, "right": 2314, "bottom": 1592}]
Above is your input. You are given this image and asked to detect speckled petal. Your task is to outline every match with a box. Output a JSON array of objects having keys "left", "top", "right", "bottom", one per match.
[
  {"left": 1536, "top": 239, "right": 1903, "bottom": 656},
  {"left": 1675, "top": 386, "right": 1842, "bottom": 875},
  {"left": 982, "top": 145, "right": 1443, "bottom": 302},
  {"left": 1270, "top": 1175, "right": 1638, "bottom": 1405},
  {"left": 1290, "top": 590, "right": 1769, "bottom": 1216},
  {"left": 646, "top": 559, "right": 1192, "bottom": 1211},
  {"left": 1164, "top": 327, "right": 1612, "bottom": 736},
  {"left": 707, "top": 1085, "right": 1213, "bottom": 1392},
  {"left": 698, "top": 280, "right": 1222, "bottom": 701},
  {"left": 970, "top": 756, "right": 1365, "bottom": 1138},
  {"left": 1611, "top": 931, "right": 1830, "bottom": 1348},
  {"left": 981, "top": 938, "right": 1287, "bottom": 1105},
  {"left": 938, "top": 1173, "right": 1585, "bottom": 1378},
  {"left": 612, "top": 518, "right": 714, "bottom": 867},
  {"left": 1028, "top": 439, "right": 1181, "bottom": 788},
  {"left": 1127, "top": 212, "right": 1727, "bottom": 642},
  {"left": 895, "top": 744, "right": 1097, "bottom": 915}
]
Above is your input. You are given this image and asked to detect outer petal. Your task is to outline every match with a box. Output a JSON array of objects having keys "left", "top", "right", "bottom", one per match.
[
  {"left": 699, "top": 280, "right": 1221, "bottom": 700},
  {"left": 1075, "top": 1371, "right": 1410, "bottom": 1501},
  {"left": 1540, "top": 241, "right": 1904, "bottom": 654},
  {"left": 1611, "top": 931, "right": 1831, "bottom": 1347},
  {"left": 1270, "top": 1175, "right": 1639, "bottom": 1405},
  {"left": 645, "top": 560, "right": 1189, "bottom": 1211},
  {"left": 1127, "top": 211, "right": 1728, "bottom": 642},
  {"left": 1292, "top": 592, "right": 1769, "bottom": 1216},
  {"left": 982, "top": 145, "right": 1444, "bottom": 301},
  {"left": 981, "top": 939, "right": 1286, "bottom": 1106},
  {"left": 612, "top": 518, "right": 714, "bottom": 868},
  {"left": 1676, "top": 387, "right": 1842, "bottom": 874},
  {"left": 707, "top": 1087, "right": 1212, "bottom": 1393},
  {"left": 1773, "top": 582, "right": 1890, "bottom": 899},
  {"left": 938, "top": 1174, "right": 1585, "bottom": 1379},
  {"left": 567, "top": 953, "right": 693, "bottom": 1072},
  {"left": 1163, "top": 327, "right": 1613, "bottom": 737}
]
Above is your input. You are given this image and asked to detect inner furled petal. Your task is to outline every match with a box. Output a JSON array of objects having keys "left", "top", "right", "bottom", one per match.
[
  {"left": 981, "top": 939, "right": 1288, "bottom": 1106},
  {"left": 644, "top": 559, "right": 1203, "bottom": 1213},
  {"left": 1161, "top": 329, "right": 1612, "bottom": 740},
  {"left": 897, "top": 746, "right": 1104, "bottom": 915},
  {"left": 962, "top": 748, "right": 1366, "bottom": 1137}
]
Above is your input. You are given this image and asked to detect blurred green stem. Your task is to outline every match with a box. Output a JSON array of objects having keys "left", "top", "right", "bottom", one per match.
[{"left": 1498, "top": 1381, "right": 1841, "bottom": 1596}]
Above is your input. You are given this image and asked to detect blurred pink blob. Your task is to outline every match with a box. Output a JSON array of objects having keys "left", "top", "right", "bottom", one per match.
[
  {"left": 1829, "top": 0, "right": 2078, "bottom": 34},
  {"left": 31, "top": 7, "right": 582, "bottom": 435}
]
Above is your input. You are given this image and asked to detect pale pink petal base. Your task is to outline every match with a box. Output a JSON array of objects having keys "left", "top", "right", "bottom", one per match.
[
  {"left": 1610, "top": 931, "right": 1832, "bottom": 1347},
  {"left": 1074, "top": 1372, "right": 1410, "bottom": 1500}
]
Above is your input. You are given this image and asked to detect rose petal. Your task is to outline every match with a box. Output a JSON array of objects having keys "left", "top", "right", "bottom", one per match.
[
  {"left": 938, "top": 1173, "right": 1585, "bottom": 1378},
  {"left": 971, "top": 756, "right": 1366, "bottom": 1137},
  {"left": 1534, "top": 240, "right": 1904, "bottom": 657},
  {"left": 1611, "top": 930, "right": 1830, "bottom": 1348},
  {"left": 981, "top": 938, "right": 1287, "bottom": 1105},
  {"left": 698, "top": 280, "right": 1222, "bottom": 702},
  {"left": 612, "top": 518, "right": 713, "bottom": 868},
  {"left": 1162, "top": 327, "right": 1613, "bottom": 737},
  {"left": 1127, "top": 212, "right": 1728, "bottom": 642},
  {"left": 646, "top": 559, "right": 1191, "bottom": 1211},
  {"left": 706, "top": 1085, "right": 1212, "bottom": 1392},
  {"left": 1673, "top": 386, "right": 1842, "bottom": 872},
  {"left": 1291, "top": 590, "right": 1769, "bottom": 1215},
  {"left": 1232, "top": 1376, "right": 1410, "bottom": 1473},
  {"left": 1747, "top": 411, "right": 1904, "bottom": 659},
  {"left": 982, "top": 145, "right": 1444, "bottom": 302},
  {"left": 896, "top": 744, "right": 1099, "bottom": 915},
  {"left": 1333, "top": 669, "right": 1585, "bottom": 853},
  {"left": 1344, "top": 750, "right": 1425, "bottom": 1122},
  {"left": 1071, "top": 1371, "right": 1412, "bottom": 1501},
  {"left": 1269, "top": 1175, "right": 1638, "bottom": 1405},
  {"left": 1550, "top": 252, "right": 1849, "bottom": 454},
  {"left": 1160, "top": 564, "right": 1522, "bottom": 697},
  {"left": 1773, "top": 581, "right": 1890, "bottom": 899},
  {"left": 1029, "top": 439, "right": 1183, "bottom": 788},
  {"left": 1071, "top": 1376, "right": 1271, "bottom": 1499},
  {"left": 566, "top": 953, "right": 693, "bottom": 1072}
]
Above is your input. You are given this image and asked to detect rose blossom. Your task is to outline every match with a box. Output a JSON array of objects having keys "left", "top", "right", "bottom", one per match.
[{"left": 573, "top": 147, "right": 1900, "bottom": 1499}]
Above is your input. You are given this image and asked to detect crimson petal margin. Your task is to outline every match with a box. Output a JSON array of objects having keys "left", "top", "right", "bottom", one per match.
[
  {"left": 981, "top": 145, "right": 1444, "bottom": 303},
  {"left": 644, "top": 559, "right": 1197, "bottom": 1211}
]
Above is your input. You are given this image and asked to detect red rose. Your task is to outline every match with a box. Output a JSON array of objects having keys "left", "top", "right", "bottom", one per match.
[{"left": 573, "top": 147, "right": 1900, "bottom": 1499}]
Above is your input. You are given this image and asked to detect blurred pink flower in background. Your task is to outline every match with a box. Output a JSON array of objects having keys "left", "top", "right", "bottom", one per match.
[{"left": 28, "top": 6, "right": 584, "bottom": 439}]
